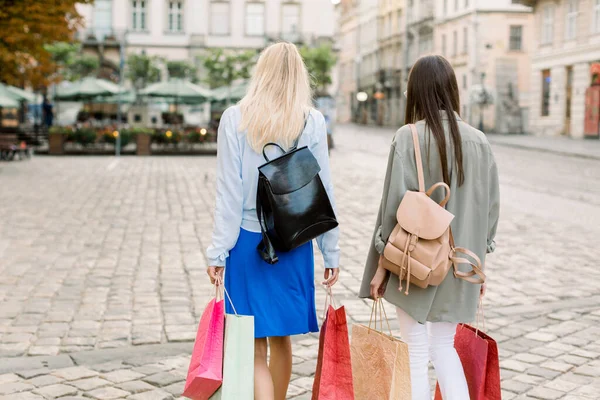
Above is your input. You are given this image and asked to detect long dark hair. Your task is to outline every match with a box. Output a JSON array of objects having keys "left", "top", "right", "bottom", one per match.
[{"left": 405, "top": 55, "right": 464, "bottom": 186}]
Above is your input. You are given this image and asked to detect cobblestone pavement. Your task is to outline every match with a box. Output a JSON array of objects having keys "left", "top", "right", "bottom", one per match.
[{"left": 1, "top": 124, "right": 599, "bottom": 399}]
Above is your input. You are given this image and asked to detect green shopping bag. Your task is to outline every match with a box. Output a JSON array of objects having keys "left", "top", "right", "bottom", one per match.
[{"left": 210, "top": 289, "right": 254, "bottom": 400}]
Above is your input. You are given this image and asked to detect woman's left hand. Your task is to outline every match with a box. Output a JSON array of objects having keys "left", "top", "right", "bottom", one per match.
[{"left": 323, "top": 268, "right": 340, "bottom": 287}]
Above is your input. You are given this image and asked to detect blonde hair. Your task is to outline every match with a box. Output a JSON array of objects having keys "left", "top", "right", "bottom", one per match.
[{"left": 239, "top": 42, "right": 313, "bottom": 153}]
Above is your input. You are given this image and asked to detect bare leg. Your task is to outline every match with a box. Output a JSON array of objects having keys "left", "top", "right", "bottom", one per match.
[
  {"left": 255, "top": 338, "right": 274, "bottom": 400},
  {"left": 268, "top": 336, "right": 293, "bottom": 400}
]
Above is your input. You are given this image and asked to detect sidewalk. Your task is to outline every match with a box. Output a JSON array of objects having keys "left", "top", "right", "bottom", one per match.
[{"left": 487, "top": 134, "right": 600, "bottom": 160}]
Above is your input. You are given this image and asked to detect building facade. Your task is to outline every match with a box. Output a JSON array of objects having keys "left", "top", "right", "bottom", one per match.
[
  {"left": 514, "top": 0, "right": 600, "bottom": 138},
  {"left": 76, "top": 0, "right": 336, "bottom": 81},
  {"left": 435, "top": 0, "right": 533, "bottom": 133},
  {"left": 335, "top": 0, "right": 360, "bottom": 123}
]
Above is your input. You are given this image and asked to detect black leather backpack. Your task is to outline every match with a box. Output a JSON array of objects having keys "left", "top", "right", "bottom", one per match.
[{"left": 256, "top": 122, "right": 338, "bottom": 264}]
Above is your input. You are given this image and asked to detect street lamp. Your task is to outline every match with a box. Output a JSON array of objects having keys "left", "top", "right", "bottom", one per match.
[{"left": 479, "top": 72, "right": 486, "bottom": 132}]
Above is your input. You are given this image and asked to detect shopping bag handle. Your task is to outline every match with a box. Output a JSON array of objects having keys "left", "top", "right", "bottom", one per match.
[
  {"left": 322, "top": 285, "right": 339, "bottom": 319},
  {"left": 368, "top": 299, "right": 393, "bottom": 338},
  {"left": 214, "top": 276, "right": 239, "bottom": 316}
]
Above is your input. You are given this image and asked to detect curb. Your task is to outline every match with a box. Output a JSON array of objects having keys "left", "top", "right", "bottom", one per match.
[{"left": 488, "top": 138, "right": 600, "bottom": 161}]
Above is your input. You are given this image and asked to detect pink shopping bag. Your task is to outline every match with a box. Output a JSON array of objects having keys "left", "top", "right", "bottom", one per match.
[{"left": 183, "top": 297, "right": 225, "bottom": 400}]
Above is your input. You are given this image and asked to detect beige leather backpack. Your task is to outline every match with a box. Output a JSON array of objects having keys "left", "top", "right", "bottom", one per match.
[{"left": 381, "top": 124, "right": 486, "bottom": 295}]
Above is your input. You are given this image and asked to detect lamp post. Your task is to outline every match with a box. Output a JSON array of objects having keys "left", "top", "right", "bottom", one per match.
[
  {"left": 116, "top": 30, "right": 127, "bottom": 157},
  {"left": 479, "top": 72, "right": 486, "bottom": 132}
]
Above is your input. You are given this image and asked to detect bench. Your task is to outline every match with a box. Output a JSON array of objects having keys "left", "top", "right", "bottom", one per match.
[{"left": 0, "top": 134, "right": 29, "bottom": 160}]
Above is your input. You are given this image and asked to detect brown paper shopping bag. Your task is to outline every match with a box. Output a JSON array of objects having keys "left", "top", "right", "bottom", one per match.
[{"left": 350, "top": 299, "right": 411, "bottom": 400}]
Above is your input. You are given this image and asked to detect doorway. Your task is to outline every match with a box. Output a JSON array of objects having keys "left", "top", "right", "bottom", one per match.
[{"left": 565, "top": 66, "right": 573, "bottom": 136}]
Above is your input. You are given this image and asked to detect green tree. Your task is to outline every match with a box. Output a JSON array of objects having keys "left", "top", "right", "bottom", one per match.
[
  {"left": 46, "top": 43, "right": 99, "bottom": 81},
  {"left": 127, "top": 53, "right": 161, "bottom": 91},
  {"left": 299, "top": 44, "right": 337, "bottom": 96},
  {"left": 202, "top": 49, "right": 256, "bottom": 91},
  {"left": 166, "top": 60, "right": 198, "bottom": 82}
]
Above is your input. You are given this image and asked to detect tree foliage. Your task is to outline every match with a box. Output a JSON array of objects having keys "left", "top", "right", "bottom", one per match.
[
  {"left": 0, "top": 0, "right": 92, "bottom": 87},
  {"left": 202, "top": 49, "right": 256, "bottom": 89},
  {"left": 166, "top": 60, "right": 198, "bottom": 82},
  {"left": 299, "top": 44, "right": 337, "bottom": 95},
  {"left": 127, "top": 53, "right": 162, "bottom": 90},
  {"left": 45, "top": 43, "right": 100, "bottom": 81}
]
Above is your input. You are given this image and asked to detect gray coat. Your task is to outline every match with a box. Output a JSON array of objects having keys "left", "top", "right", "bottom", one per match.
[{"left": 359, "top": 112, "right": 500, "bottom": 323}]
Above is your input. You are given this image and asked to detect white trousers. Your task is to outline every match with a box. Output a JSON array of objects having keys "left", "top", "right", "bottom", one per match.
[{"left": 396, "top": 307, "right": 470, "bottom": 400}]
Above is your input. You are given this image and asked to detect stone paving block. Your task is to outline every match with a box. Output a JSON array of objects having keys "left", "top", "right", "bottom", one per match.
[
  {"left": 26, "top": 374, "right": 63, "bottom": 388},
  {"left": 86, "top": 387, "right": 131, "bottom": 400},
  {"left": 0, "top": 381, "right": 35, "bottom": 395},
  {"left": 16, "top": 369, "right": 51, "bottom": 380},
  {"left": 70, "top": 377, "right": 112, "bottom": 391},
  {"left": 573, "top": 364, "right": 600, "bottom": 377},
  {"left": 501, "top": 360, "right": 531, "bottom": 373},
  {"left": 116, "top": 380, "right": 156, "bottom": 394},
  {"left": 526, "top": 367, "right": 563, "bottom": 380},
  {"left": 131, "top": 366, "right": 165, "bottom": 376},
  {"left": 143, "top": 372, "right": 182, "bottom": 387},
  {"left": 127, "top": 389, "right": 173, "bottom": 400},
  {"left": 92, "top": 361, "right": 127, "bottom": 373},
  {"left": 52, "top": 366, "right": 99, "bottom": 381},
  {"left": 0, "top": 342, "right": 28, "bottom": 357},
  {"left": 543, "top": 378, "right": 580, "bottom": 393},
  {"left": 0, "top": 393, "right": 45, "bottom": 400},
  {"left": 539, "top": 361, "right": 573, "bottom": 373},
  {"left": 33, "top": 383, "right": 78, "bottom": 398},
  {"left": 526, "top": 386, "right": 565, "bottom": 400},
  {"left": 28, "top": 345, "right": 60, "bottom": 356},
  {"left": 287, "top": 383, "right": 307, "bottom": 397},
  {"left": 102, "top": 369, "right": 146, "bottom": 384},
  {"left": 161, "top": 381, "right": 184, "bottom": 396},
  {"left": 0, "top": 373, "right": 21, "bottom": 385},
  {"left": 501, "top": 379, "right": 532, "bottom": 394}
]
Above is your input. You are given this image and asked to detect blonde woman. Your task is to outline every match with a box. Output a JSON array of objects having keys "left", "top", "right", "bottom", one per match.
[{"left": 206, "top": 42, "right": 340, "bottom": 400}]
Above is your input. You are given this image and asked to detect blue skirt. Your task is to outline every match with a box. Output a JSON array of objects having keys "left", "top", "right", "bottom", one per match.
[{"left": 225, "top": 229, "right": 319, "bottom": 338}]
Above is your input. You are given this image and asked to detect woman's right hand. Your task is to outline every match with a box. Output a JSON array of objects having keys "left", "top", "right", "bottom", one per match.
[
  {"left": 370, "top": 257, "right": 390, "bottom": 299},
  {"left": 207, "top": 266, "right": 224, "bottom": 285}
]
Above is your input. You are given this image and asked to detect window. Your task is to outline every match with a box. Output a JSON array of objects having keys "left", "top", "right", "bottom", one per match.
[
  {"left": 565, "top": 0, "right": 577, "bottom": 40},
  {"left": 443, "top": 0, "right": 448, "bottom": 15},
  {"left": 210, "top": 2, "right": 230, "bottom": 35},
  {"left": 93, "top": 0, "right": 112, "bottom": 40},
  {"left": 462, "top": 74, "right": 467, "bottom": 89},
  {"left": 131, "top": 0, "right": 147, "bottom": 31},
  {"left": 463, "top": 26, "right": 468, "bottom": 53},
  {"left": 442, "top": 34, "right": 447, "bottom": 56},
  {"left": 246, "top": 2, "right": 264, "bottom": 36},
  {"left": 168, "top": 1, "right": 183, "bottom": 33},
  {"left": 541, "top": 5, "right": 554, "bottom": 44},
  {"left": 452, "top": 30, "right": 457, "bottom": 56},
  {"left": 594, "top": 0, "right": 600, "bottom": 33},
  {"left": 419, "top": 32, "right": 433, "bottom": 54},
  {"left": 541, "top": 69, "right": 551, "bottom": 116},
  {"left": 465, "top": 0, "right": 469, "bottom": 7},
  {"left": 455, "top": 0, "right": 458, "bottom": 11},
  {"left": 282, "top": 4, "right": 300, "bottom": 40},
  {"left": 509, "top": 25, "right": 523, "bottom": 50}
]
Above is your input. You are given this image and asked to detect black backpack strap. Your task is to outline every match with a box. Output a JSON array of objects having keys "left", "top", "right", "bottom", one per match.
[
  {"left": 290, "top": 112, "right": 310, "bottom": 151},
  {"left": 256, "top": 181, "right": 278, "bottom": 264}
]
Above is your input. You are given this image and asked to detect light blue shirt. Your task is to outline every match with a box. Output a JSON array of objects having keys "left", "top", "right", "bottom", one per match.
[{"left": 206, "top": 106, "right": 340, "bottom": 269}]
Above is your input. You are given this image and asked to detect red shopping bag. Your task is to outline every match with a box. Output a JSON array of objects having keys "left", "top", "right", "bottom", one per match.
[
  {"left": 434, "top": 324, "right": 501, "bottom": 400},
  {"left": 183, "top": 296, "right": 225, "bottom": 400},
  {"left": 312, "top": 289, "right": 355, "bottom": 400}
]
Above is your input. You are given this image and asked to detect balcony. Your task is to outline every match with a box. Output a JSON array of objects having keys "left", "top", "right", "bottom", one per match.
[{"left": 79, "top": 28, "right": 120, "bottom": 47}]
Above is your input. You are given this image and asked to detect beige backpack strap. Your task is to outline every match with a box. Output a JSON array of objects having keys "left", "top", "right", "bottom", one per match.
[
  {"left": 409, "top": 124, "right": 425, "bottom": 192},
  {"left": 449, "top": 228, "right": 486, "bottom": 284}
]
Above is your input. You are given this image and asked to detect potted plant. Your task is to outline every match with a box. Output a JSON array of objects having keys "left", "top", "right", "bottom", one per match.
[
  {"left": 134, "top": 127, "right": 154, "bottom": 156},
  {"left": 103, "top": 128, "right": 133, "bottom": 150},
  {"left": 73, "top": 127, "right": 97, "bottom": 147},
  {"left": 48, "top": 126, "right": 72, "bottom": 155}
]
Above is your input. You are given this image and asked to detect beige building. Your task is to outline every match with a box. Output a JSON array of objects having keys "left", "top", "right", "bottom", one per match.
[
  {"left": 435, "top": 0, "right": 533, "bottom": 133},
  {"left": 336, "top": 0, "right": 360, "bottom": 123},
  {"left": 76, "top": 0, "right": 336, "bottom": 80},
  {"left": 514, "top": 0, "right": 600, "bottom": 138}
]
